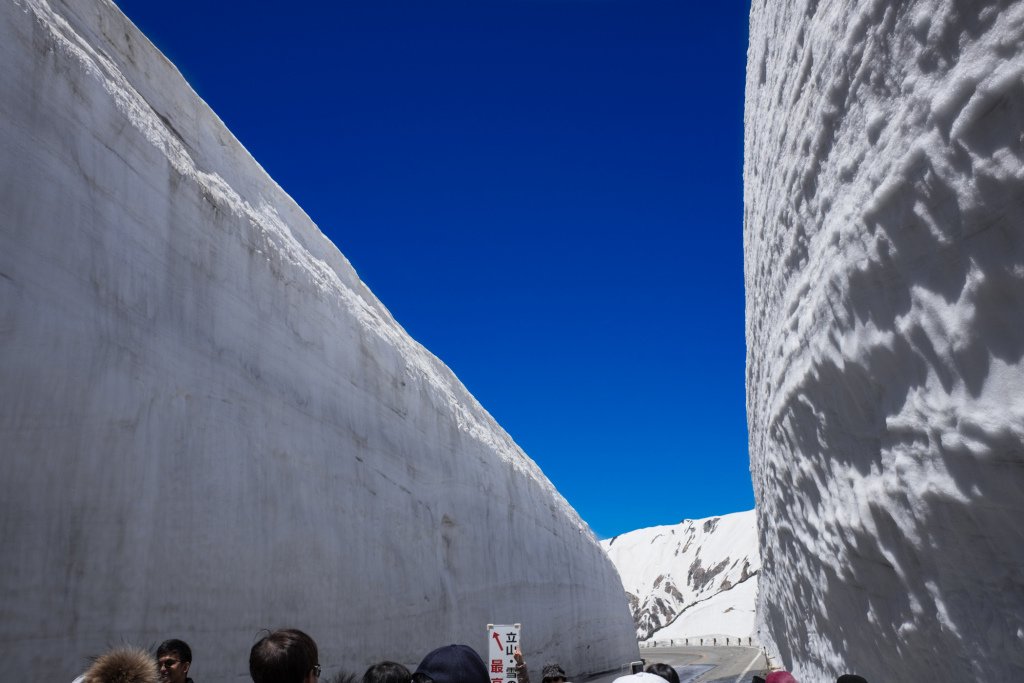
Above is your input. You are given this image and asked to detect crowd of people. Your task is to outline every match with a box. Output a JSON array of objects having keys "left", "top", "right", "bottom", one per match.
[
  {"left": 71, "top": 631, "right": 567, "bottom": 683},
  {"left": 69, "top": 631, "right": 869, "bottom": 683}
]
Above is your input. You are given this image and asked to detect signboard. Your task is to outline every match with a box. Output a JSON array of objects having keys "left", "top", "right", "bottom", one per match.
[{"left": 486, "top": 623, "right": 522, "bottom": 683}]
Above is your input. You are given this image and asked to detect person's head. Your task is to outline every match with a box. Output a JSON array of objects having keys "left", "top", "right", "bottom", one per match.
[
  {"left": 364, "top": 662, "right": 411, "bottom": 683},
  {"left": 83, "top": 646, "right": 159, "bottom": 683},
  {"left": 156, "top": 639, "right": 192, "bottom": 683},
  {"left": 836, "top": 676, "right": 867, "bottom": 683},
  {"left": 644, "top": 664, "right": 678, "bottom": 683},
  {"left": 541, "top": 664, "right": 567, "bottom": 683},
  {"left": 250, "top": 629, "right": 320, "bottom": 683},
  {"left": 414, "top": 645, "right": 488, "bottom": 683}
]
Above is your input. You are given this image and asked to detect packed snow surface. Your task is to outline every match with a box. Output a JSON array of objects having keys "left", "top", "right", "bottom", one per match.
[
  {"left": 745, "top": 0, "right": 1024, "bottom": 680},
  {"left": 0, "top": 0, "right": 638, "bottom": 678},
  {"left": 601, "top": 511, "right": 759, "bottom": 642},
  {"left": 646, "top": 577, "right": 758, "bottom": 645}
]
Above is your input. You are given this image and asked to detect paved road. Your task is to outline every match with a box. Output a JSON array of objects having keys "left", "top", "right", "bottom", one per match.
[{"left": 584, "top": 645, "right": 770, "bottom": 683}]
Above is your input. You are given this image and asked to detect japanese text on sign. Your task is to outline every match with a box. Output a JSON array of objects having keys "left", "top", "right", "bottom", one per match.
[{"left": 486, "top": 623, "right": 521, "bottom": 683}]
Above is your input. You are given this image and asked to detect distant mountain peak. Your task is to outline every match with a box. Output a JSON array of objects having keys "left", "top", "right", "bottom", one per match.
[{"left": 601, "top": 510, "right": 760, "bottom": 641}]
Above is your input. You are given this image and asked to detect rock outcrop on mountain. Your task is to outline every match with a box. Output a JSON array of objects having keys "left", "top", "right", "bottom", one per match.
[
  {"left": 602, "top": 511, "right": 759, "bottom": 642},
  {"left": 0, "top": 1, "right": 638, "bottom": 678},
  {"left": 745, "top": 0, "right": 1024, "bottom": 680}
]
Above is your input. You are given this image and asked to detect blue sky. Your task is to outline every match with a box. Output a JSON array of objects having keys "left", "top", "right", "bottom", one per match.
[{"left": 115, "top": 0, "right": 753, "bottom": 539}]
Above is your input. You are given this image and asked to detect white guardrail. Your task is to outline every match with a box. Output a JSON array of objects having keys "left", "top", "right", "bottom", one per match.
[{"left": 639, "top": 637, "right": 756, "bottom": 648}]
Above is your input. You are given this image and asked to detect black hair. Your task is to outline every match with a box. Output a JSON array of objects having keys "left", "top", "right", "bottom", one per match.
[
  {"left": 645, "top": 663, "right": 679, "bottom": 683},
  {"left": 363, "top": 661, "right": 411, "bottom": 683},
  {"left": 249, "top": 629, "right": 319, "bottom": 683},
  {"left": 157, "top": 639, "right": 192, "bottom": 664}
]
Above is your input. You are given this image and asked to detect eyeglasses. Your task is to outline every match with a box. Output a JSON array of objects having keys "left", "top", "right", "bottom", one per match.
[
  {"left": 313, "top": 665, "right": 322, "bottom": 678},
  {"left": 158, "top": 659, "right": 181, "bottom": 670}
]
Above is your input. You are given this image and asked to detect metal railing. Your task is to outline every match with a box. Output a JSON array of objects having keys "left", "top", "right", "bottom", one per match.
[{"left": 639, "top": 637, "right": 756, "bottom": 648}]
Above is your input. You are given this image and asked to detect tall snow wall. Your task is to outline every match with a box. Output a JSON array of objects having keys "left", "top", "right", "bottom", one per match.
[
  {"left": 0, "top": 0, "right": 639, "bottom": 678},
  {"left": 745, "top": 1, "right": 1024, "bottom": 680}
]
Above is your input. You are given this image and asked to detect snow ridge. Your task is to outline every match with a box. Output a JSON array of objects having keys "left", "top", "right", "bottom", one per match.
[
  {"left": 601, "top": 511, "right": 760, "bottom": 642},
  {"left": 19, "top": 0, "right": 561, "bottom": 505}
]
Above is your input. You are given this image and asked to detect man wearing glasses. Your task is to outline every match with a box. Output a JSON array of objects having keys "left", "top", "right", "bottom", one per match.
[
  {"left": 249, "top": 628, "right": 321, "bottom": 683},
  {"left": 157, "top": 639, "right": 194, "bottom": 683}
]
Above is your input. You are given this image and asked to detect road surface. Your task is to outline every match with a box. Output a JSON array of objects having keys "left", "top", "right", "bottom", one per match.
[{"left": 584, "top": 645, "right": 770, "bottom": 683}]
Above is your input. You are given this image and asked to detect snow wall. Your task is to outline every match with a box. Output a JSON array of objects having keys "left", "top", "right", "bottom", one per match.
[
  {"left": 0, "top": 0, "right": 639, "bottom": 678},
  {"left": 745, "top": 0, "right": 1024, "bottom": 680}
]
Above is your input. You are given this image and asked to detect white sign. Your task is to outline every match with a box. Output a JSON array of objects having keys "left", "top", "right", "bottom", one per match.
[{"left": 486, "top": 623, "right": 522, "bottom": 683}]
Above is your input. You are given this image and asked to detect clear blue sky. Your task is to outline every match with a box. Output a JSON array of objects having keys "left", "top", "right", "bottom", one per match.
[{"left": 115, "top": 0, "right": 753, "bottom": 539}]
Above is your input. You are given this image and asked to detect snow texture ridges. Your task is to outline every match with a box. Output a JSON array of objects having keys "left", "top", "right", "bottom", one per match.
[
  {"left": 0, "top": 0, "right": 638, "bottom": 678},
  {"left": 745, "top": 0, "right": 1024, "bottom": 680}
]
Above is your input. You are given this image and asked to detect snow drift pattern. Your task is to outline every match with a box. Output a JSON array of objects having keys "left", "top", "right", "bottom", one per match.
[
  {"left": 601, "top": 511, "right": 759, "bottom": 642},
  {"left": 0, "top": 0, "right": 637, "bottom": 678},
  {"left": 745, "top": 0, "right": 1024, "bottom": 680}
]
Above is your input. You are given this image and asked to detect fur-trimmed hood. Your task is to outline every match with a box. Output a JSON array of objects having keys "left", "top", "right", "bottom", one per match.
[{"left": 83, "top": 647, "right": 158, "bottom": 683}]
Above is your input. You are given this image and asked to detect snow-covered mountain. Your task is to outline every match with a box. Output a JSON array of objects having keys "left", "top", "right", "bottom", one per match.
[
  {"left": 0, "top": 1, "right": 637, "bottom": 679},
  {"left": 745, "top": 0, "right": 1024, "bottom": 680},
  {"left": 601, "top": 511, "right": 760, "bottom": 642}
]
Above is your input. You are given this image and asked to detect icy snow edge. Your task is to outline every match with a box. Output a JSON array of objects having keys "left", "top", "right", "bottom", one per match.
[{"left": 18, "top": 0, "right": 585, "bottom": 530}]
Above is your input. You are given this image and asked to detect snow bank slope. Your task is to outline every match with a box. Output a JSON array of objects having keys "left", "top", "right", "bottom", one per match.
[
  {"left": 0, "top": 0, "right": 637, "bottom": 678},
  {"left": 745, "top": 1, "right": 1024, "bottom": 680},
  {"left": 601, "top": 511, "right": 759, "bottom": 642}
]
